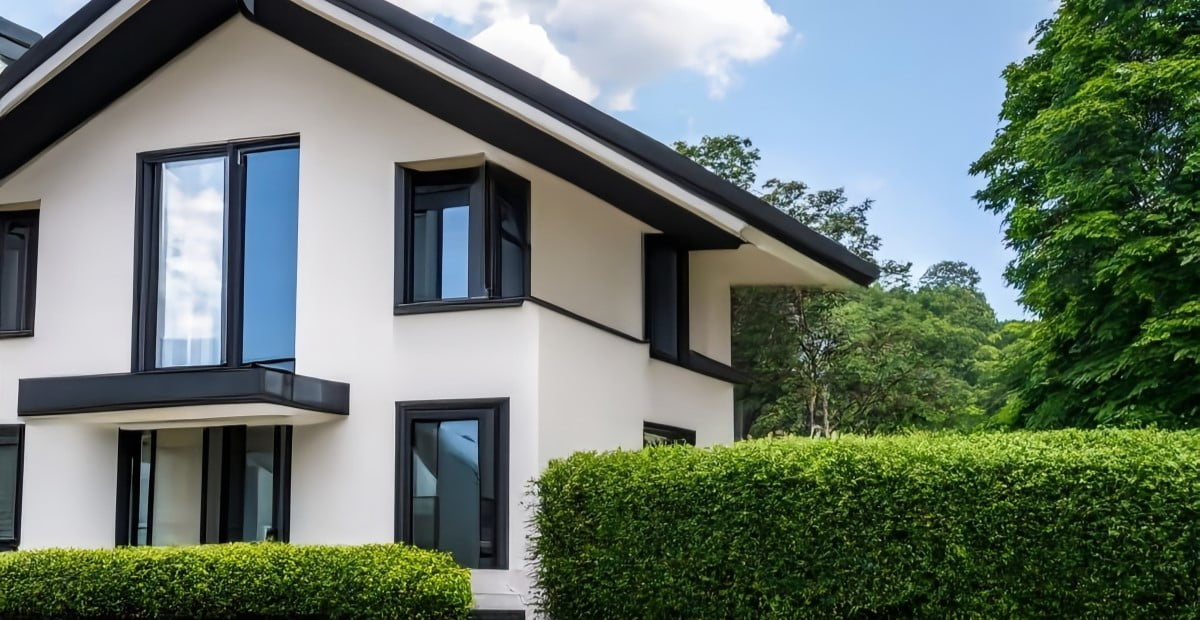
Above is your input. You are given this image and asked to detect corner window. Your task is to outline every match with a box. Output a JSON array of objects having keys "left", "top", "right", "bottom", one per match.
[
  {"left": 117, "top": 425, "right": 292, "bottom": 546},
  {"left": 135, "top": 138, "right": 299, "bottom": 371},
  {"left": 644, "top": 235, "right": 688, "bottom": 361},
  {"left": 0, "top": 426, "right": 23, "bottom": 550},
  {"left": 0, "top": 210, "right": 37, "bottom": 337},
  {"left": 643, "top": 422, "right": 696, "bottom": 447},
  {"left": 396, "top": 400, "right": 508, "bottom": 569},
  {"left": 395, "top": 164, "right": 530, "bottom": 308}
]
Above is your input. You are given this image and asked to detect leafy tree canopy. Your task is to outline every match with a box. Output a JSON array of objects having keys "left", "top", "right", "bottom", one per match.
[{"left": 971, "top": 0, "right": 1200, "bottom": 428}]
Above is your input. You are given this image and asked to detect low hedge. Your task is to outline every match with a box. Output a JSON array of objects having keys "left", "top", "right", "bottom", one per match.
[
  {"left": 531, "top": 430, "right": 1200, "bottom": 619},
  {"left": 0, "top": 543, "right": 472, "bottom": 619}
]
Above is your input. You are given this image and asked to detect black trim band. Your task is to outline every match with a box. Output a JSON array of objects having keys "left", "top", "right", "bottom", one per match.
[{"left": 17, "top": 367, "right": 349, "bottom": 417}]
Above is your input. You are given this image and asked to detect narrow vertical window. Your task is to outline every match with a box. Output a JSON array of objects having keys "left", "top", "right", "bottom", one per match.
[
  {"left": 241, "top": 148, "right": 300, "bottom": 371},
  {"left": 137, "top": 138, "right": 299, "bottom": 371},
  {"left": 0, "top": 210, "right": 38, "bottom": 336},
  {"left": 156, "top": 158, "right": 226, "bottom": 367},
  {"left": 0, "top": 425, "right": 23, "bottom": 550},
  {"left": 397, "top": 400, "right": 508, "bottom": 569},
  {"left": 645, "top": 235, "right": 688, "bottom": 361},
  {"left": 396, "top": 164, "right": 529, "bottom": 309}
]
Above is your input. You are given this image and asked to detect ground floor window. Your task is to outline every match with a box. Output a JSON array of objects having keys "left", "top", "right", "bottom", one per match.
[
  {"left": 396, "top": 399, "right": 508, "bottom": 569},
  {"left": 643, "top": 422, "right": 696, "bottom": 447},
  {"left": 117, "top": 425, "right": 291, "bottom": 546},
  {"left": 0, "top": 425, "right": 23, "bottom": 550}
]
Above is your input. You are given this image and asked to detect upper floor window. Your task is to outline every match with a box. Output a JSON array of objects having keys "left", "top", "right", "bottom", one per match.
[
  {"left": 134, "top": 138, "right": 299, "bottom": 371},
  {"left": 395, "top": 164, "right": 530, "bottom": 309},
  {"left": 0, "top": 210, "right": 37, "bottom": 337},
  {"left": 644, "top": 235, "right": 688, "bottom": 362}
]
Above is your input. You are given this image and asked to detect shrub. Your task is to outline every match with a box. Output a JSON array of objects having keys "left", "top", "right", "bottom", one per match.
[
  {"left": 531, "top": 430, "right": 1200, "bottom": 619},
  {"left": 0, "top": 542, "right": 472, "bottom": 619}
]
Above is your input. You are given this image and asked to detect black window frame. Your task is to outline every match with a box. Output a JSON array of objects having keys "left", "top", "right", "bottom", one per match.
[
  {"left": 644, "top": 234, "right": 689, "bottom": 362},
  {"left": 643, "top": 421, "right": 697, "bottom": 447},
  {"left": 0, "top": 425, "right": 24, "bottom": 551},
  {"left": 132, "top": 136, "right": 300, "bottom": 372},
  {"left": 0, "top": 209, "right": 38, "bottom": 338},
  {"left": 116, "top": 425, "right": 293, "bottom": 546},
  {"left": 394, "top": 163, "right": 531, "bottom": 312},
  {"left": 395, "top": 398, "right": 509, "bottom": 570}
]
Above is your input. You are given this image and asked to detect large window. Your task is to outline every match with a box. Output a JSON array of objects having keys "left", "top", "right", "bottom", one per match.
[
  {"left": 395, "top": 165, "right": 530, "bottom": 309},
  {"left": 0, "top": 426, "right": 23, "bottom": 550},
  {"left": 396, "top": 400, "right": 508, "bottom": 569},
  {"left": 117, "top": 425, "right": 292, "bottom": 546},
  {"left": 135, "top": 138, "right": 299, "bottom": 371},
  {"left": 0, "top": 210, "right": 37, "bottom": 337},
  {"left": 644, "top": 235, "right": 688, "bottom": 361}
]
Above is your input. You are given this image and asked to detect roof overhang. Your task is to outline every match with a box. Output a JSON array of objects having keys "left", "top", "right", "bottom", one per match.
[{"left": 0, "top": 0, "right": 879, "bottom": 287}]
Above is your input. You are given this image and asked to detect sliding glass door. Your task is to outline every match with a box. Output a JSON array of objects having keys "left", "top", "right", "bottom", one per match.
[{"left": 118, "top": 425, "right": 291, "bottom": 546}]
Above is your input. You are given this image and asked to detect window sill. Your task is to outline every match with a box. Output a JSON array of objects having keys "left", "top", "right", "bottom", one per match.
[
  {"left": 0, "top": 330, "right": 33, "bottom": 339},
  {"left": 650, "top": 349, "right": 750, "bottom": 385},
  {"left": 393, "top": 298, "right": 525, "bottom": 316}
]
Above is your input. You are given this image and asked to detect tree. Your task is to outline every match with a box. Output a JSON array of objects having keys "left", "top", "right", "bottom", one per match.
[
  {"left": 920, "top": 261, "right": 982, "bottom": 290},
  {"left": 971, "top": 0, "right": 1200, "bottom": 428}
]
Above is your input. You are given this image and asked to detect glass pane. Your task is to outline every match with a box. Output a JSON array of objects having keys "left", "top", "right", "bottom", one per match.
[
  {"left": 412, "top": 497, "right": 437, "bottom": 550},
  {"left": 243, "top": 427, "right": 275, "bottom": 542},
  {"left": 242, "top": 148, "right": 299, "bottom": 369},
  {"left": 647, "top": 243, "right": 679, "bottom": 358},
  {"left": 437, "top": 419, "right": 480, "bottom": 567},
  {"left": 157, "top": 157, "right": 226, "bottom": 368},
  {"left": 151, "top": 429, "right": 202, "bottom": 546},
  {"left": 0, "top": 443, "right": 16, "bottom": 540},
  {"left": 411, "top": 187, "right": 471, "bottom": 302},
  {"left": 0, "top": 221, "right": 30, "bottom": 332},
  {"left": 440, "top": 207, "right": 469, "bottom": 299},
  {"left": 137, "top": 432, "right": 152, "bottom": 546},
  {"left": 412, "top": 422, "right": 438, "bottom": 497},
  {"left": 203, "top": 428, "right": 223, "bottom": 544},
  {"left": 495, "top": 182, "right": 527, "bottom": 299}
]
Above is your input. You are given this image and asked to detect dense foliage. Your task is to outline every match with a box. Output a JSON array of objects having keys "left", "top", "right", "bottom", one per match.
[
  {"left": 971, "top": 0, "right": 1200, "bottom": 428},
  {"left": 0, "top": 543, "right": 473, "bottom": 619},
  {"left": 677, "top": 136, "right": 1016, "bottom": 436},
  {"left": 531, "top": 430, "right": 1200, "bottom": 619}
]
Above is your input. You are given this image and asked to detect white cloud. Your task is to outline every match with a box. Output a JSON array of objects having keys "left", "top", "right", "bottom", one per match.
[
  {"left": 469, "top": 13, "right": 599, "bottom": 103},
  {"left": 387, "top": 0, "right": 790, "bottom": 110}
]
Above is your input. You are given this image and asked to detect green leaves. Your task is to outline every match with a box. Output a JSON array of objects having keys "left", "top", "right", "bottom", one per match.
[
  {"left": 531, "top": 430, "right": 1200, "bottom": 619},
  {"left": 0, "top": 543, "right": 473, "bottom": 619},
  {"left": 972, "top": 0, "right": 1200, "bottom": 428}
]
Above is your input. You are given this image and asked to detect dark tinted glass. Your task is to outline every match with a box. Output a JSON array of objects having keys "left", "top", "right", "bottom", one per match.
[
  {"left": 411, "top": 187, "right": 471, "bottom": 301},
  {"left": 646, "top": 240, "right": 680, "bottom": 359},
  {"left": 0, "top": 428, "right": 19, "bottom": 542},
  {"left": 408, "top": 417, "right": 487, "bottom": 568},
  {"left": 0, "top": 214, "right": 36, "bottom": 333},
  {"left": 494, "top": 180, "right": 528, "bottom": 299},
  {"left": 242, "top": 148, "right": 300, "bottom": 370}
]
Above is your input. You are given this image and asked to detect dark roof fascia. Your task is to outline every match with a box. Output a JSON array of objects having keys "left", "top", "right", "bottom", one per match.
[
  {"left": 0, "top": 0, "right": 120, "bottom": 96},
  {"left": 0, "top": 16, "right": 42, "bottom": 64},
  {"left": 0, "top": 0, "right": 238, "bottom": 182},
  {"left": 322, "top": 0, "right": 879, "bottom": 285}
]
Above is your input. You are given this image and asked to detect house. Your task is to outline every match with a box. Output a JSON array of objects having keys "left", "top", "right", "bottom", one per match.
[{"left": 0, "top": 0, "right": 878, "bottom": 615}]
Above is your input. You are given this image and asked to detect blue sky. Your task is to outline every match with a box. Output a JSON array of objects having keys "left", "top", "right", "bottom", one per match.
[{"left": 2, "top": 0, "right": 1057, "bottom": 319}]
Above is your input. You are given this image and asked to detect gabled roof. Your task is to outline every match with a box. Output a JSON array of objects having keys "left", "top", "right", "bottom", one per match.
[
  {"left": 0, "top": 0, "right": 879, "bottom": 286},
  {"left": 0, "top": 16, "right": 41, "bottom": 65}
]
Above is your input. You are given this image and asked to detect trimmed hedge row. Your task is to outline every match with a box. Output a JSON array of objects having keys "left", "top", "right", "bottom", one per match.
[
  {"left": 0, "top": 543, "right": 472, "bottom": 619},
  {"left": 531, "top": 430, "right": 1200, "bottom": 619}
]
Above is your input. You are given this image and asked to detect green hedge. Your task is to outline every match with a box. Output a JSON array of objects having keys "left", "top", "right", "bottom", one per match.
[
  {"left": 531, "top": 430, "right": 1200, "bottom": 619},
  {"left": 0, "top": 543, "right": 472, "bottom": 619}
]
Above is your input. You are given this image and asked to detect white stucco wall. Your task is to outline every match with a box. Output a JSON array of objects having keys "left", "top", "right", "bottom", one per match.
[{"left": 0, "top": 15, "right": 752, "bottom": 610}]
